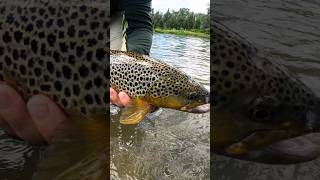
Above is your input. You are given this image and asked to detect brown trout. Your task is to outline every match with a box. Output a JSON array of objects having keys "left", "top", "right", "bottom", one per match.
[
  {"left": 0, "top": 0, "right": 108, "bottom": 179},
  {"left": 212, "top": 20, "right": 320, "bottom": 164},
  {"left": 110, "top": 50, "right": 210, "bottom": 125}
]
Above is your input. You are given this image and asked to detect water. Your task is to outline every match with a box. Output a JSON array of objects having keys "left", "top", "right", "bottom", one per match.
[
  {"left": 151, "top": 33, "right": 210, "bottom": 90},
  {"left": 0, "top": 130, "right": 41, "bottom": 179},
  {"left": 213, "top": 0, "right": 320, "bottom": 179},
  {"left": 110, "top": 33, "right": 210, "bottom": 179}
]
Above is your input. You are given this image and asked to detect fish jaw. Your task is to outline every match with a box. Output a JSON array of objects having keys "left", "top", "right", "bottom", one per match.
[
  {"left": 215, "top": 105, "right": 320, "bottom": 164},
  {"left": 179, "top": 88, "right": 210, "bottom": 113},
  {"left": 211, "top": 91, "right": 320, "bottom": 159},
  {"left": 187, "top": 104, "right": 210, "bottom": 113},
  {"left": 180, "top": 96, "right": 210, "bottom": 113},
  {"left": 224, "top": 129, "right": 303, "bottom": 156},
  {"left": 220, "top": 133, "right": 320, "bottom": 164}
]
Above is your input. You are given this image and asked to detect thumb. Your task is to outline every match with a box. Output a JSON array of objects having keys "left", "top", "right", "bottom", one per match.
[{"left": 27, "top": 95, "right": 66, "bottom": 143}]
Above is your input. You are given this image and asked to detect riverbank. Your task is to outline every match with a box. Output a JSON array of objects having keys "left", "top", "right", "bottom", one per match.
[{"left": 154, "top": 28, "right": 209, "bottom": 38}]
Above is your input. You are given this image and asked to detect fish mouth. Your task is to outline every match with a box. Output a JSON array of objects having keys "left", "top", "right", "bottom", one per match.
[
  {"left": 257, "top": 111, "right": 320, "bottom": 164},
  {"left": 222, "top": 126, "right": 320, "bottom": 163},
  {"left": 181, "top": 103, "right": 210, "bottom": 113},
  {"left": 224, "top": 109, "right": 320, "bottom": 157},
  {"left": 224, "top": 129, "right": 292, "bottom": 156},
  {"left": 231, "top": 133, "right": 320, "bottom": 164},
  {"left": 181, "top": 95, "right": 210, "bottom": 113}
]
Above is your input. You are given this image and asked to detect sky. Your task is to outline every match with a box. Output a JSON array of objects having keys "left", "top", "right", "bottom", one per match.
[{"left": 152, "top": 0, "right": 210, "bottom": 14}]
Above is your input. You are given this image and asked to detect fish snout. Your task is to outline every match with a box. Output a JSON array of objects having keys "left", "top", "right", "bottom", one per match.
[
  {"left": 306, "top": 110, "right": 320, "bottom": 132},
  {"left": 205, "top": 94, "right": 210, "bottom": 104},
  {"left": 188, "top": 93, "right": 210, "bottom": 113},
  {"left": 187, "top": 104, "right": 210, "bottom": 113}
]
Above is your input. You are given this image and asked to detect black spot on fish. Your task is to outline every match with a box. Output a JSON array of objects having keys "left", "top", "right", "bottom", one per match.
[
  {"left": 3, "top": 31, "right": 11, "bottom": 43},
  {"left": 79, "top": 65, "right": 89, "bottom": 78},
  {"left": 62, "top": 65, "right": 72, "bottom": 79},
  {"left": 85, "top": 94, "right": 93, "bottom": 104},
  {"left": 54, "top": 81, "right": 62, "bottom": 91},
  {"left": 31, "top": 40, "right": 38, "bottom": 54},
  {"left": 73, "top": 84, "right": 80, "bottom": 96},
  {"left": 13, "top": 31, "right": 23, "bottom": 42}
]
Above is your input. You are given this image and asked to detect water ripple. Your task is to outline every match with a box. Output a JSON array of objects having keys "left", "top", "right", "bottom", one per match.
[{"left": 151, "top": 33, "right": 210, "bottom": 89}]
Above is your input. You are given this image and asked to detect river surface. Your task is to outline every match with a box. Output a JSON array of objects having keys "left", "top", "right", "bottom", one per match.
[
  {"left": 0, "top": 130, "right": 42, "bottom": 179},
  {"left": 110, "top": 33, "right": 210, "bottom": 179},
  {"left": 213, "top": 0, "right": 320, "bottom": 179}
]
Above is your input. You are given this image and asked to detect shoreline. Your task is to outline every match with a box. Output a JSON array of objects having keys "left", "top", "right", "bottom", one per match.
[{"left": 154, "top": 28, "right": 209, "bottom": 39}]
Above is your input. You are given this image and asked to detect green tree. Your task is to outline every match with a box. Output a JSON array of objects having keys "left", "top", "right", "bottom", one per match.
[{"left": 151, "top": 8, "right": 209, "bottom": 33}]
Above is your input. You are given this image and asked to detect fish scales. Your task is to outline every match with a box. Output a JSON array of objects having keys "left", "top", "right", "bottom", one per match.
[
  {"left": 212, "top": 21, "right": 319, "bottom": 109},
  {"left": 0, "top": 1, "right": 110, "bottom": 179},
  {"left": 0, "top": 0, "right": 109, "bottom": 117}
]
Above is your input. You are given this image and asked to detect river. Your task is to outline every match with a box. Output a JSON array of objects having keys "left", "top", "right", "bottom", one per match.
[
  {"left": 213, "top": 0, "right": 320, "bottom": 179},
  {"left": 110, "top": 33, "right": 210, "bottom": 179}
]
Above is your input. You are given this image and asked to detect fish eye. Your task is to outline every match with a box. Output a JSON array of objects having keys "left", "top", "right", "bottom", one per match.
[
  {"left": 188, "top": 93, "right": 198, "bottom": 100},
  {"left": 252, "top": 108, "right": 272, "bottom": 122},
  {"left": 249, "top": 96, "right": 278, "bottom": 122}
]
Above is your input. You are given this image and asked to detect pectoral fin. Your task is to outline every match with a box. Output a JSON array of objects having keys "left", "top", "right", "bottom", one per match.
[
  {"left": 120, "top": 99, "right": 152, "bottom": 125},
  {"left": 33, "top": 115, "right": 107, "bottom": 180}
]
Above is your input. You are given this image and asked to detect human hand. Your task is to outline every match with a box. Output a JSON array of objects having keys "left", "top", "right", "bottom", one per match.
[
  {"left": 0, "top": 84, "right": 66, "bottom": 144},
  {"left": 110, "top": 88, "right": 131, "bottom": 107}
]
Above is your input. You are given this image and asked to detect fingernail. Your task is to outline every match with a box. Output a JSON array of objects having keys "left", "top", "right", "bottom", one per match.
[
  {"left": 0, "top": 85, "right": 11, "bottom": 109},
  {"left": 119, "top": 92, "right": 131, "bottom": 106},
  {"left": 28, "top": 97, "right": 49, "bottom": 120},
  {"left": 118, "top": 92, "right": 126, "bottom": 99}
]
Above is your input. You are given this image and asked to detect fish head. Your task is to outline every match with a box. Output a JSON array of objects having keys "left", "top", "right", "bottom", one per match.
[
  {"left": 212, "top": 21, "right": 320, "bottom": 158},
  {"left": 148, "top": 66, "right": 210, "bottom": 113},
  {"left": 214, "top": 88, "right": 320, "bottom": 156}
]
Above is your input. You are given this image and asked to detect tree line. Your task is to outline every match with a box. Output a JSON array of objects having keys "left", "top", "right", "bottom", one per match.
[{"left": 151, "top": 8, "right": 209, "bottom": 33}]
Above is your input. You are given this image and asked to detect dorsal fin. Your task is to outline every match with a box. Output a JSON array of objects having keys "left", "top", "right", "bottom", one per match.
[
  {"left": 110, "top": 50, "right": 168, "bottom": 67},
  {"left": 110, "top": 50, "right": 145, "bottom": 60}
]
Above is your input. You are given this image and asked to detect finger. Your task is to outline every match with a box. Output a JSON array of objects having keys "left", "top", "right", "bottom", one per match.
[
  {"left": 110, "top": 88, "right": 122, "bottom": 106},
  {"left": 27, "top": 94, "right": 66, "bottom": 143},
  {"left": 0, "top": 82, "right": 17, "bottom": 136},
  {"left": 119, "top": 91, "right": 131, "bottom": 106},
  {"left": 0, "top": 115, "right": 16, "bottom": 136},
  {"left": 0, "top": 84, "right": 44, "bottom": 143}
]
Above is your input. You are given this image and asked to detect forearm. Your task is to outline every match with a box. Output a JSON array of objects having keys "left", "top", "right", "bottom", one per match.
[{"left": 123, "top": 0, "right": 153, "bottom": 55}]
